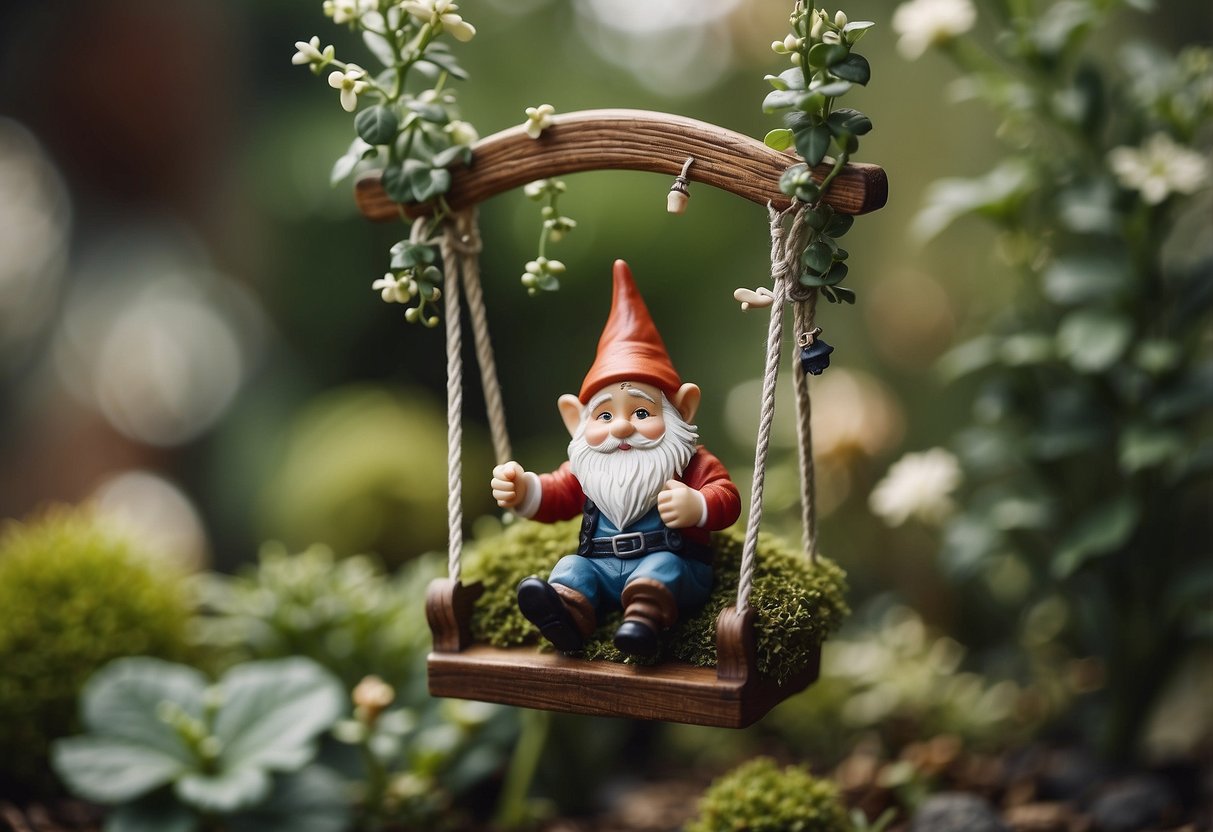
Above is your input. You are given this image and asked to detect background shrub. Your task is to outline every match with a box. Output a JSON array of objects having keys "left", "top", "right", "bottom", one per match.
[{"left": 685, "top": 756, "right": 849, "bottom": 832}]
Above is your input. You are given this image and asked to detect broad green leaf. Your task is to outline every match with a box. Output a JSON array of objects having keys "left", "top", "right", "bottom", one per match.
[
  {"left": 431, "top": 143, "right": 471, "bottom": 168},
  {"left": 842, "top": 20, "right": 876, "bottom": 42},
  {"left": 824, "top": 213, "right": 854, "bottom": 237},
  {"left": 1053, "top": 496, "right": 1140, "bottom": 578},
  {"left": 1056, "top": 309, "right": 1133, "bottom": 372},
  {"left": 794, "top": 90, "right": 827, "bottom": 113},
  {"left": 810, "top": 80, "right": 853, "bottom": 98},
  {"left": 106, "top": 793, "right": 200, "bottom": 832},
  {"left": 80, "top": 658, "right": 207, "bottom": 763},
  {"left": 53, "top": 736, "right": 188, "bottom": 803},
  {"left": 912, "top": 161, "right": 1035, "bottom": 241},
  {"left": 380, "top": 165, "right": 414, "bottom": 203},
  {"left": 832, "top": 53, "right": 871, "bottom": 85},
  {"left": 228, "top": 766, "right": 352, "bottom": 832},
  {"left": 764, "top": 128, "right": 794, "bottom": 151},
  {"left": 406, "top": 100, "right": 448, "bottom": 124},
  {"left": 825, "top": 261, "right": 849, "bottom": 285},
  {"left": 355, "top": 106, "right": 399, "bottom": 146},
  {"left": 421, "top": 167, "right": 452, "bottom": 201},
  {"left": 802, "top": 241, "right": 833, "bottom": 274},
  {"left": 214, "top": 658, "right": 344, "bottom": 773},
  {"left": 762, "top": 89, "right": 801, "bottom": 113},
  {"left": 1119, "top": 426, "right": 1184, "bottom": 472},
  {"left": 795, "top": 124, "right": 831, "bottom": 166},
  {"left": 1042, "top": 255, "right": 1131, "bottom": 304},
  {"left": 330, "top": 138, "right": 374, "bottom": 186},
  {"left": 389, "top": 241, "right": 436, "bottom": 269},
  {"left": 176, "top": 767, "right": 272, "bottom": 814},
  {"left": 826, "top": 108, "right": 873, "bottom": 137},
  {"left": 808, "top": 42, "right": 848, "bottom": 69},
  {"left": 765, "top": 67, "right": 806, "bottom": 91}
]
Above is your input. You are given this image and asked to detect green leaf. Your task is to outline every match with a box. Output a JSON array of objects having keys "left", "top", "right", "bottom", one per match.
[
  {"left": 1042, "top": 255, "right": 1132, "bottom": 305},
  {"left": 826, "top": 108, "right": 873, "bottom": 137},
  {"left": 842, "top": 20, "right": 876, "bottom": 42},
  {"left": 389, "top": 241, "right": 436, "bottom": 269},
  {"left": 832, "top": 53, "right": 871, "bottom": 85},
  {"left": 802, "top": 241, "right": 833, "bottom": 275},
  {"left": 795, "top": 124, "right": 831, "bottom": 167},
  {"left": 52, "top": 736, "right": 188, "bottom": 803},
  {"left": 808, "top": 42, "right": 849, "bottom": 69},
  {"left": 810, "top": 80, "right": 853, "bottom": 98},
  {"left": 1056, "top": 309, "right": 1134, "bottom": 373},
  {"left": 406, "top": 100, "right": 448, "bottom": 124},
  {"left": 765, "top": 68, "right": 805, "bottom": 91},
  {"left": 938, "top": 336, "right": 1000, "bottom": 380},
  {"left": 824, "top": 213, "right": 854, "bottom": 237},
  {"left": 912, "top": 161, "right": 1035, "bottom": 241},
  {"left": 794, "top": 90, "right": 827, "bottom": 113},
  {"left": 763, "top": 89, "right": 801, "bottom": 113},
  {"left": 228, "top": 766, "right": 352, "bottom": 832},
  {"left": 431, "top": 143, "right": 470, "bottom": 168},
  {"left": 1119, "top": 426, "right": 1184, "bottom": 472},
  {"left": 1053, "top": 496, "right": 1140, "bottom": 578},
  {"left": 330, "top": 138, "right": 374, "bottom": 186},
  {"left": 415, "top": 44, "right": 470, "bottom": 80},
  {"left": 214, "top": 658, "right": 344, "bottom": 773},
  {"left": 380, "top": 165, "right": 414, "bottom": 203},
  {"left": 175, "top": 767, "right": 271, "bottom": 814},
  {"left": 942, "top": 515, "right": 1004, "bottom": 578},
  {"left": 763, "top": 128, "right": 794, "bottom": 151},
  {"left": 825, "top": 261, "right": 849, "bottom": 285},
  {"left": 354, "top": 106, "right": 399, "bottom": 146},
  {"left": 80, "top": 658, "right": 207, "bottom": 763},
  {"left": 361, "top": 29, "right": 395, "bottom": 68},
  {"left": 833, "top": 286, "right": 857, "bottom": 304},
  {"left": 999, "top": 333, "right": 1054, "bottom": 366},
  {"left": 779, "top": 163, "right": 808, "bottom": 195}
]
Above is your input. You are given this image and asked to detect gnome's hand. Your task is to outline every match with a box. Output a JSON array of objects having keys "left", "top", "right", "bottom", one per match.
[
  {"left": 491, "top": 461, "right": 529, "bottom": 509},
  {"left": 657, "top": 480, "right": 703, "bottom": 529}
]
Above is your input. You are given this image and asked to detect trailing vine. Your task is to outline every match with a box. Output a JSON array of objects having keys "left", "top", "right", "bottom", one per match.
[{"left": 763, "top": 1, "right": 876, "bottom": 304}]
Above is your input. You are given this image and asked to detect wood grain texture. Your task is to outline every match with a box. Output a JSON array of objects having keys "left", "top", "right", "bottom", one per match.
[
  {"left": 715, "top": 606, "right": 757, "bottom": 683},
  {"left": 427, "top": 645, "right": 821, "bottom": 728},
  {"left": 354, "top": 108, "right": 888, "bottom": 221},
  {"left": 425, "top": 578, "right": 484, "bottom": 653}
]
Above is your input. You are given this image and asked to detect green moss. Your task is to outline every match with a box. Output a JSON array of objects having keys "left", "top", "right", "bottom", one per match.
[
  {"left": 463, "top": 520, "right": 849, "bottom": 683},
  {"left": 685, "top": 757, "right": 849, "bottom": 832},
  {"left": 0, "top": 507, "right": 194, "bottom": 798}
]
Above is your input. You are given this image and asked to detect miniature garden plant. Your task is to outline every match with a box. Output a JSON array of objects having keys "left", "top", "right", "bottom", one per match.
[
  {"left": 686, "top": 756, "right": 849, "bottom": 832},
  {"left": 295, "top": 0, "right": 480, "bottom": 326},
  {"left": 887, "top": 0, "right": 1213, "bottom": 759},
  {"left": 52, "top": 656, "right": 349, "bottom": 832},
  {"left": 0, "top": 508, "right": 194, "bottom": 799},
  {"left": 763, "top": 1, "right": 876, "bottom": 305}
]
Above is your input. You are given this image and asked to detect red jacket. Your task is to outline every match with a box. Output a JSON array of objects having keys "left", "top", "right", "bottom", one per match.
[{"left": 531, "top": 447, "right": 741, "bottom": 545}]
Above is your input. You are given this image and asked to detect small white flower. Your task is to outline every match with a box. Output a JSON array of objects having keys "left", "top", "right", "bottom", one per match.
[
  {"left": 523, "top": 104, "right": 556, "bottom": 139},
  {"left": 328, "top": 64, "right": 368, "bottom": 112},
  {"left": 372, "top": 273, "right": 403, "bottom": 303},
  {"left": 292, "top": 36, "right": 334, "bottom": 67},
  {"left": 446, "top": 120, "right": 479, "bottom": 145},
  {"left": 1108, "top": 133, "right": 1210, "bottom": 205},
  {"left": 324, "top": 0, "right": 366, "bottom": 25},
  {"left": 892, "top": 0, "right": 976, "bottom": 60},
  {"left": 402, "top": 0, "right": 476, "bottom": 41},
  {"left": 869, "top": 448, "right": 962, "bottom": 526}
]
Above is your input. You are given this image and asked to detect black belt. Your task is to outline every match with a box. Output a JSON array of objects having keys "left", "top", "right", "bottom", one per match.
[{"left": 587, "top": 529, "right": 713, "bottom": 564}]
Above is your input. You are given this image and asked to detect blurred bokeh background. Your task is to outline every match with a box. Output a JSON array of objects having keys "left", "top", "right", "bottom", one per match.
[{"left": 0, "top": 0, "right": 1210, "bottom": 821}]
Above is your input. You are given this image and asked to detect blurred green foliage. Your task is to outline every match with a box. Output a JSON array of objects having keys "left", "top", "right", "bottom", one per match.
[
  {"left": 52, "top": 656, "right": 349, "bottom": 832},
  {"left": 913, "top": 0, "right": 1213, "bottom": 758},
  {"left": 0, "top": 508, "right": 195, "bottom": 799},
  {"left": 463, "top": 519, "right": 849, "bottom": 684},
  {"left": 685, "top": 756, "right": 849, "bottom": 832},
  {"left": 256, "top": 385, "right": 489, "bottom": 562}
]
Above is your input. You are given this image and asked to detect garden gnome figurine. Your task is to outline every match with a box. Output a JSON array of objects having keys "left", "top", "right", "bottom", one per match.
[{"left": 491, "top": 260, "right": 741, "bottom": 657}]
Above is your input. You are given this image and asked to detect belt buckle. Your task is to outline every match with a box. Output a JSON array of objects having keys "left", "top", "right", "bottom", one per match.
[{"left": 611, "top": 532, "right": 646, "bottom": 558}]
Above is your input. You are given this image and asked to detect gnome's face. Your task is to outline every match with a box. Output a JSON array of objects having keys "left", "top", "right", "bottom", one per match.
[{"left": 562, "top": 381, "right": 699, "bottom": 529}]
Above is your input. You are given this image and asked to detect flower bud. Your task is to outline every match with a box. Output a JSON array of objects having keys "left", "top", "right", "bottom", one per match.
[
  {"left": 810, "top": 14, "right": 825, "bottom": 40},
  {"left": 790, "top": 52, "right": 801, "bottom": 65},
  {"left": 771, "top": 40, "right": 787, "bottom": 54},
  {"left": 834, "top": 10, "right": 848, "bottom": 27},
  {"left": 547, "top": 260, "right": 566, "bottom": 275},
  {"left": 521, "top": 274, "right": 537, "bottom": 288},
  {"left": 822, "top": 30, "right": 841, "bottom": 44},
  {"left": 783, "top": 33, "right": 799, "bottom": 51},
  {"left": 425, "top": 315, "right": 439, "bottom": 328},
  {"left": 541, "top": 206, "right": 556, "bottom": 218},
  {"left": 524, "top": 260, "right": 541, "bottom": 275}
]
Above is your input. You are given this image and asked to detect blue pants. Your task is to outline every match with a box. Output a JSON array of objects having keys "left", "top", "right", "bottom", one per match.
[{"left": 549, "top": 550, "right": 713, "bottom": 611}]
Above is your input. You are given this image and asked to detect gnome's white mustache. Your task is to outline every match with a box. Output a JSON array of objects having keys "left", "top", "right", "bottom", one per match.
[{"left": 586, "top": 430, "right": 664, "bottom": 454}]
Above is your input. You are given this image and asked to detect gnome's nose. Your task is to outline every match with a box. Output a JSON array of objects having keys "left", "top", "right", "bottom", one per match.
[{"left": 610, "top": 419, "right": 635, "bottom": 439}]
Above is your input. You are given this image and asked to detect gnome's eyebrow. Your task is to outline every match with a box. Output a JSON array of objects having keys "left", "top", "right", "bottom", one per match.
[
  {"left": 624, "top": 387, "right": 657, "bottom": 404},
  {"left": 586, "top": 392, "right": 613, "bottom": 412}
]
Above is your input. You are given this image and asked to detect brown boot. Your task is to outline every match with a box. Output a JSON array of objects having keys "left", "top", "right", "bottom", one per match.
[
  {"left": 553, "top": 584, "right": 597, "bottom": 638},
  {"left": 614, "top": 578, "right": 678, "bottom": 657}
]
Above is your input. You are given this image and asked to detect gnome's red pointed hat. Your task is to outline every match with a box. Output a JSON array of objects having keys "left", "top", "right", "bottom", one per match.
[{"left": 578, "top": 260, "right": 682, "bottom": 404}]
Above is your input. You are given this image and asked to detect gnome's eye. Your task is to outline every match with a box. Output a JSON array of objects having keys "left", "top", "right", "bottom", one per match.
[
  {"left": 633, "top": 408, "right": 651, "bottom": 420},
  {"left": 595, "top": 412, "right": 612, "bottom": 422}
]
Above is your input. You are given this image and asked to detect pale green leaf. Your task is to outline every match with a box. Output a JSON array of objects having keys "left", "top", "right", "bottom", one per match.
[
  {"left": 1057, "top": 309, "right": 1133, "bottom": 373},
  {"left": 80, "top": 658, "right": 207, "bottom": 763},
  {"left": 175, "top": 767, "right": 272, "bottom": 813},
  {"left": 53, "top": 736, "right": 188, "bottom": 803}
]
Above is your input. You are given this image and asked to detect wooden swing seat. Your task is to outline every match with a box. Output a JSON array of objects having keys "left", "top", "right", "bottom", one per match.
[{"left": 426, "top": 578, "right": 821, "bottom": 728}]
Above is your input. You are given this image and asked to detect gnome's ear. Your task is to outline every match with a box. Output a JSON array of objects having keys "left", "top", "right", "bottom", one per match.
[
  {"left": 558, "top": 394, "right": 584, "bottom": 437},
  {"left": 672, "top": 383, "right": 701, "bottom": 423}
]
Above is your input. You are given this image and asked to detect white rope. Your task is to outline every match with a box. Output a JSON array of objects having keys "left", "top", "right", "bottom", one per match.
[
  {"left": 736, "top": 203, "right": 802, "bottom": 611},
  {"left": 453, "top": 210, "right": 512, "bottom": 466},
  {"left": 792, "top": 296, "right": 819, "bottom": 564},
  {"left": 440, "top": 222, "right": 465, "bottom": 582}
]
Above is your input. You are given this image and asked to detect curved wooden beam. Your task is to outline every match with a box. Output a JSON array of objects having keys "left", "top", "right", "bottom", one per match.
[{"left": 355, "top": 108, "right": 888, "bottom": 221}]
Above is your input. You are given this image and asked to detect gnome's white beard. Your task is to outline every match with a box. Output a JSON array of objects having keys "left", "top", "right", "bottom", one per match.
[{"left": 567, "top": 395, "right": 698, "bottom": 530}]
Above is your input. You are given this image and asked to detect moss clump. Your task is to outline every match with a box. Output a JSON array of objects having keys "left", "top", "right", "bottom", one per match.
[
  {"left": 463, "top": 520, "right": 848, "bottom": 683},
  {"left": 0, "top": 507, "right": 194, "bottom": 799},
  {"left": 685, "top": 757, "right": 849, "bottom": 832}
]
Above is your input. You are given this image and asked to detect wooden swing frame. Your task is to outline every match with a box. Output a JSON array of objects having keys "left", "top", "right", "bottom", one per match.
[{"left": 356, "top": 109, "right": 887, "bottom": 728}]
